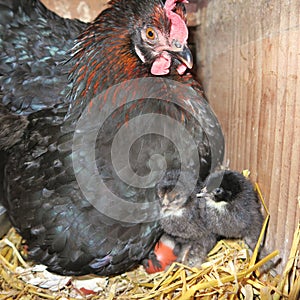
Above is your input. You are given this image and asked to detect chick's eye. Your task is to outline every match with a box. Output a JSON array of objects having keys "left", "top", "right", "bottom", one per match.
[
  {"left": 214, "top": 188, "right": 223, "bottom": 195},
  {"left": 174, "top": 194, "right": 181, "bottom": 201},
  {"left": 146, "top": 27, "right": 156, "bottom": 40}
]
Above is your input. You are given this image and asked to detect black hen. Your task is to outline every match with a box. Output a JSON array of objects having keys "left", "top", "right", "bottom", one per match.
[{"left": 0, "top": 0, "right": 224, "bottom": 276}]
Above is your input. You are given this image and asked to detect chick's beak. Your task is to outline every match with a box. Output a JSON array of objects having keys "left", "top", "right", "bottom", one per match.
[
  {"left": 196, "top": 188, "right": 212, "bottom": 200},
  {"left": 168, "top": 42, "right": 193, "bottom": 69},
  {"left": 196, "top": 187, "right": 207, "bottom": 198},
  {"left": 197, "top": 192, "right": 206, "bottom": 198}
]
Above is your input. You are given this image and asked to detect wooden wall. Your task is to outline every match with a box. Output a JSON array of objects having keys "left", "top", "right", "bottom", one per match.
[
  {"left": 41, "top": 0, "right": 299, "bottom": 272},
  {"left": 194, "top": 0, "right": 300, "bottom": 272},
  {"left": 41, "top": 0, "right": 106, "bottom": 22}
]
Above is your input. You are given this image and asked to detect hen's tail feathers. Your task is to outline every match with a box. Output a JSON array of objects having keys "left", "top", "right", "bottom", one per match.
[{"left": 0, "top": 104, "right": 28, "bottom": 150}]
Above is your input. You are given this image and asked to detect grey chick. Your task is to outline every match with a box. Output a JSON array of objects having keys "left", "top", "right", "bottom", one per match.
[
  {"left": 156, "top": 169, "right": 217, "bottom": 267},
  {"left": 197, "top": 170, "right": 264, "bottom": 251}
]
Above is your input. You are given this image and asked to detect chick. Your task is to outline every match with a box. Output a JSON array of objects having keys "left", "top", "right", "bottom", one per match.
[
  {"left": 197, "top": 170, "right": 264, "bottom": 251},
  {"left": 148, "top": 169, "right": 269, "bottom": 273},
  {"left": 156, "top": 169, "right": 217, "bottom": 267}
]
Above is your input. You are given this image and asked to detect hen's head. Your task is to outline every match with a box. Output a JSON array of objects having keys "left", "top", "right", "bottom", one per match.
[
  {"left": 70, "top": 0, "right": 193, "bottom": 102},
  {"left": 106, "top": 0, "right": 193, "bottom": 75},
  {"left": 127, "top": 0, "right": 193, "bottom": 75}
]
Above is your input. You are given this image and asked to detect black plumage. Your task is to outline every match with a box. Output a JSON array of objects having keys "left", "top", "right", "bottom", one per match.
[
  {"left": 0, "top": 103, "right": 28, "bottom": 150},
  {"left": 0, "top": 0, "right": 86, "bottom": 114},
  {"left": 0, "top": 0, "right": 224, "bottom": 276}
]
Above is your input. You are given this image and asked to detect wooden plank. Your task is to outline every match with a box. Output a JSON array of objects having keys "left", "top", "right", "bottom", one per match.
[
  {"left": 41, "top": 0, "right": 107, "bottom": 21},
  {"left": 196, "top": 0, "right": 300, "bottom": 272},
  {"left": 42, "top": 0, "right": 202, "bottom": 25}
]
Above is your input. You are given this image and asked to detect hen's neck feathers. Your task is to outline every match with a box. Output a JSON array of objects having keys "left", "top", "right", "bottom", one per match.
[{"left": 67, "top": 0, "right": 191, "bottom": 109}]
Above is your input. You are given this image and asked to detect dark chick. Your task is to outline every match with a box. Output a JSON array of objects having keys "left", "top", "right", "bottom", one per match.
[
  {"left": 198, "top": 170, "right": 264, "bottom": 251},
  {"left": 155, "top": 169, "right": 217, "bottom": 268},
  {"left": 0, "top": 0, "right": 224, "bottom": 276},
  {"left": 157, "top": 169, "right": 201, "bottom": 240}
]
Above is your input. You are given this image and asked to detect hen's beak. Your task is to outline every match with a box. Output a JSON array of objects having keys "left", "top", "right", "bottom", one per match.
[{"left": 168, "top": 43, "right": 193, "bottom": 69}]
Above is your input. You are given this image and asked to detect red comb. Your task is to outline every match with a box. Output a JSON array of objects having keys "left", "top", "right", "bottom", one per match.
[{"left": 164, "top": 0, "right": 188, "bottom": 44}]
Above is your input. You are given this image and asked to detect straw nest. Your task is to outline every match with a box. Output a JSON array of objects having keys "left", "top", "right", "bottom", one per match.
[{"left": 0, "top": 184, "right": 299, "bottom": 299}]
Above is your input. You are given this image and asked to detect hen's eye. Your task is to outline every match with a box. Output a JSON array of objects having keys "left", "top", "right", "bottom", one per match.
[{"left": 146, "top": 27, "right": 156, "bottom": 40}]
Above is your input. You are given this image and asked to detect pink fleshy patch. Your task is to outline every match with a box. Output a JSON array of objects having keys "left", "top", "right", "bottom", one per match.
[
  {"left": 151, "top": 1, "right": 189, "bottom": 75},
  {"left": 176, "top": 63, "right": 187, "bottom": 75},
  {"left": 151, "top": 52, "right": 171, "bottom": 75},
  {"left": 164, "top": 0, "right": 189, "bottom": 44}
]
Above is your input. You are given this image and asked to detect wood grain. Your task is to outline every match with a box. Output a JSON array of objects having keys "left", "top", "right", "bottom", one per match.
[
  {"left": 41, "top": 0, "right": 107, "bottom": 21},
  {"left": 196, "top": 0, "right": 300, "bottom": 271},
  {"left": 41, "top": 0, "right": 201, "bottom": 24}
]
